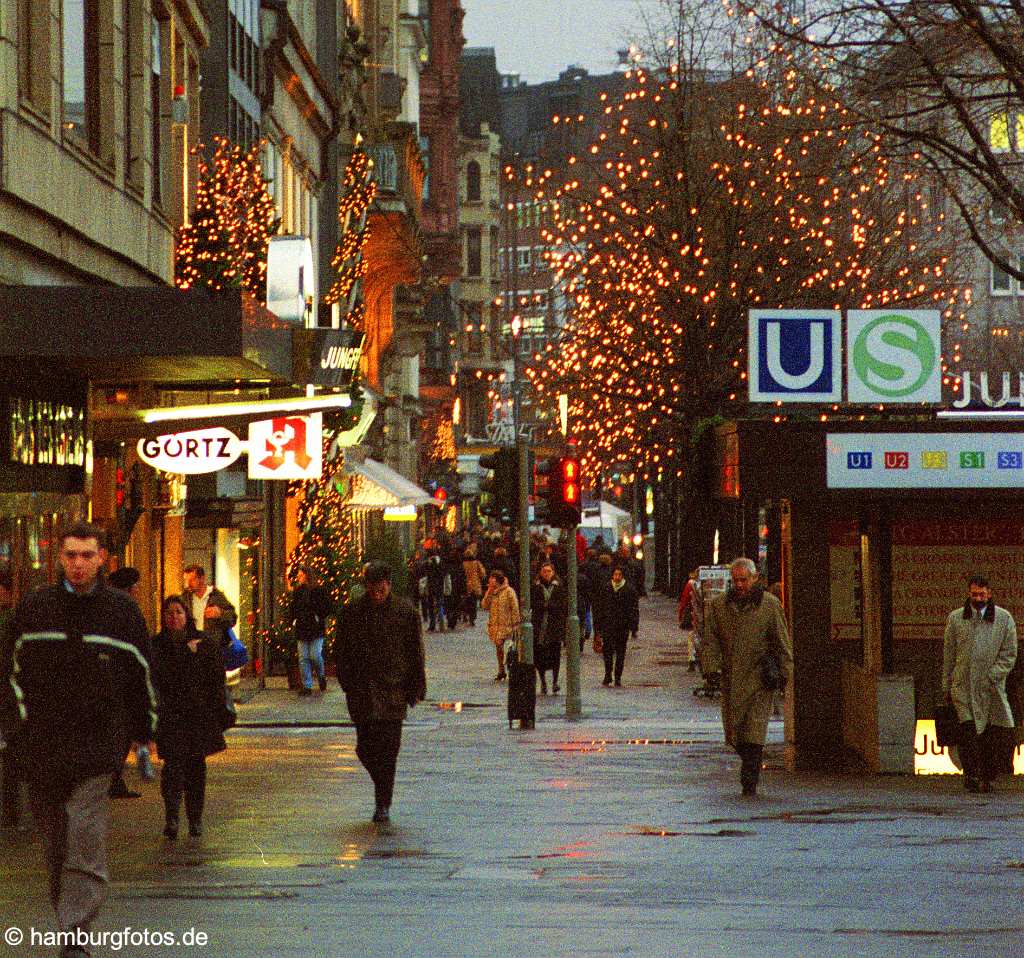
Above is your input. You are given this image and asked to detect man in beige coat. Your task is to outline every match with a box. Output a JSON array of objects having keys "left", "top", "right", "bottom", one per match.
[
  {"left": 703, "top": 557, "right": 793, "bottom": 796},
  {"left": 942, "top": 575, "right": 1017, "bottom": 793}
]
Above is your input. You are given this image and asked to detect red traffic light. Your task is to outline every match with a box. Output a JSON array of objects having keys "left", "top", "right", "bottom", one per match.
[{"left": 435, "top": 487, "right": 448, "bottom": 503}]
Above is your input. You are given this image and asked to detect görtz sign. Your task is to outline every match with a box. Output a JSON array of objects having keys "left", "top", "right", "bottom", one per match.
[{"left": 138, "top": 427, "right": 245, "bottom": 474}]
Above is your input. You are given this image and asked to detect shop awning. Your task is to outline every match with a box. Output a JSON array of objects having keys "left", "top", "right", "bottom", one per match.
[{"left": 344, "top": 457, "right": 439, "bottom": 509}]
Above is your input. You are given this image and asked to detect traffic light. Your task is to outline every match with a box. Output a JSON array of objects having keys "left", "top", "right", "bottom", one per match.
[
  {"left": 478, "top": 447, "right": 518, "bottom": 525},
  {"left": 534, "top": 454, "right": 582, "bottom": 528}
]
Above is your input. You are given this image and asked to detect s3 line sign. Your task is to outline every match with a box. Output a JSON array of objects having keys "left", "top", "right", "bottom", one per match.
[{"left": 748, "top": 310, "right": 842, "bottom": 403}]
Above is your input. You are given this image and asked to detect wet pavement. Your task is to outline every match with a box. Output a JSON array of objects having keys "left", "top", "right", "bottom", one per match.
[{"left": 2, "top": 595, "right": 1024, "bottom": 956}]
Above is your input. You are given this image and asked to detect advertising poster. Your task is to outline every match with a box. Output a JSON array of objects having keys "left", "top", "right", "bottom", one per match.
[{"left": 891, "top": 519, "right": 1024, "bottom": 641}]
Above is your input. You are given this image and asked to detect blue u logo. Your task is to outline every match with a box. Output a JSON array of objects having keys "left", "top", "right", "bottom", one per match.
[{"left": 751, "top": 312, "right": 841, "bottom": 402}]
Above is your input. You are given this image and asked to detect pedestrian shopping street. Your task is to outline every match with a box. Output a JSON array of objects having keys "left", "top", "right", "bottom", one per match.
[{"left": 2, "top": 595, "right": 1023, "bottom": 958}]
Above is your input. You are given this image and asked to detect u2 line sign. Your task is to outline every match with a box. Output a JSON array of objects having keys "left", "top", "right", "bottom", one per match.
[
  {"left": 749, "top": 309, "right": 941, "bottom": 404},
  {"left": 137, "top": 416, "right": 323, "bottom": 480}
]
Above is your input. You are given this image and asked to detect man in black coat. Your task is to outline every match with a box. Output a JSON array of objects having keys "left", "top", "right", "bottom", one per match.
[
  {"left": 335, "top": 562, "right": 426, "bottom": 826},
  {"left": 595, "top": 565, "right": 640, "bottom": 687},
  {"left": 0, "top": 522, "right": 155, "bottom": 958}
]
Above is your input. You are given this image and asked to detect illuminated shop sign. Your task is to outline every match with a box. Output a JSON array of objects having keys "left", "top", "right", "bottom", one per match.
[
  {"left": 137, "top": 427, "right": 245, "bottom": 474},
  {"left": 827, "top": 433, "right": 1024, "bottom": 489},
  {"left": 9, "top": 398, "right": 87, "bottom": 467},
  {"left": 247, "top": 413, "right": 322, "bottom": 480},
  {"left": 293, "top": 328, "right": 364, "bottom": 388},
  {"left": 915, "top": 720, "right": 1024, "bottom": 775}
]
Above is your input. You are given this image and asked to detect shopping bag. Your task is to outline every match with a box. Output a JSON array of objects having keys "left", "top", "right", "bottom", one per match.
[
  {"left": 222, "top": 627, "right": 249, "bottom": 671},
  {"left": 934, "top": 704, "right": 959, "bottom": 747}
]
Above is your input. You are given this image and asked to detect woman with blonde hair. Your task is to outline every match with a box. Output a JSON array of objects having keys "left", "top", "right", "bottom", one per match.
[{"left": 481, "top": 570, "right": 520, "bottom": 681}]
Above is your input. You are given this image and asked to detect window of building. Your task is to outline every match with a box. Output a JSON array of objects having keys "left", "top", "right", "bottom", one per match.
[
  {"left": 466, "top": 160, "right": 481, "bottom": 201},
  {"left": 63, "top": 0, "right": 100, "bottom": 151},
  {"left": 420, "top": 135, "right": 431, "bottom": 202},
  {"left": 123, "top": 0, "right": 145, "bottom": 186},
  {"left": 516, "top": 247, "right": 531, "bottom": 270},
  {"left": 990, "top": 110, "right": 1024, "bottom": 153},
  {"left": 467, "top": 228, "right": 483, "bottom": 277},
  {"left": 151, "top": 15, "right": 164, "bottom": 205},
  {"left": 18, "top": 0, "right": 51, "bottom": 113},
  {"left": 991, "top": 256, "right": 1012, "bottom": 295}
]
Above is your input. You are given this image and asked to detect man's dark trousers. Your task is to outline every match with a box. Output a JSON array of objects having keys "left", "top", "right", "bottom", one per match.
[
  {"left": 29, "top": 773, "right": 112, "bottom": 935},
  {"left": 958, "top": 721, "right": 1002, "bottom": 784},
  {"left": 354, "top": 721, "right": 403, "bottom": 810}
]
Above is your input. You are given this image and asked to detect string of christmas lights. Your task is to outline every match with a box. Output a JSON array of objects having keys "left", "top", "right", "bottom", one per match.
[
  {"left": 523, "top": 27, "right": 969, "bottom": 488},
  {"left": 175, "top": 135, "right": 279, "bottom": 296}
]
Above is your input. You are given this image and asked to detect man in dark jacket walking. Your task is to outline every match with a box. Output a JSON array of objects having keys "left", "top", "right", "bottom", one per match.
[
  {"left": 335, "top": 562, "right": 426, "bottom": 826},
  {"left": 531, "top": 562, "right": 568, "bottom": 695},
  {"left": 595, "top": 565, "right": 640, "bottom": 687},
  {"left": 290, "top": 566, "right": 334, "bottom": 695},
  {"left": 0, "top": 522, "right": 155, "bottom": 958}
]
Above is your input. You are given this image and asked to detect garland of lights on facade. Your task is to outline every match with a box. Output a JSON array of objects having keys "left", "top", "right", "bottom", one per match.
[
  {"left": 524, "top": 36, "right": 969, "bottom": 489},
  {"left": 324, "top": 149, "right": 377, "bottom": 328},
  {"left": 175, "top": 135, "right": 278, "bottom": 296}
]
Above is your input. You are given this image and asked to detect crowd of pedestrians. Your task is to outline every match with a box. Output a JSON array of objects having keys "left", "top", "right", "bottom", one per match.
[{"left": 406, "top": 526, "right": 649, "bottom": 692}]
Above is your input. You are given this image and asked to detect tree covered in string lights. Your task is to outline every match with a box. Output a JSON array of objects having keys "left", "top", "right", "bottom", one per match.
[
  {"left": 525, "top": 1, "right": 969, "bottom": 570},
  {"left": 175, "top": 135, "right": 278, "bottom": 297},
  {"left": 324, "top": 148, "right": 377, "bottom": 328},
  {"left": 262, "top": 403, "right": 366, "bottom": 668}
]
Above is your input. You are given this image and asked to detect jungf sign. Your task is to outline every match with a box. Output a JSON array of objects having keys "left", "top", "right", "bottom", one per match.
[
  {"left": 137, "top": 427, "right": 245, "bottom": 474},
  {"left": 749, "top": 309, "right": 941, "bottom": 404}
]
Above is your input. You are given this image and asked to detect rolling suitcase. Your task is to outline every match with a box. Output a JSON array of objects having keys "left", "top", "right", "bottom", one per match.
[{"left": 506, "top": 643, "right": 536, "bottom": 729}]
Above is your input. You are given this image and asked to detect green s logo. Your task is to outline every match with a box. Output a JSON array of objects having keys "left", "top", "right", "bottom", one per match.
[{"left": 852, "top": 314, "right": 936, "bottom": 398}]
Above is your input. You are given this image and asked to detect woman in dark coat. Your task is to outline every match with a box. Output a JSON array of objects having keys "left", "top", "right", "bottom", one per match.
[
  {"left": 152, "top": 595, "right": 230, "bottom": 840},
  {"left": 595, "top": 565, "right": 640, "bottom": 687},
  {"left": 531, "top": 561, "right": 568, "bottom": 695}
]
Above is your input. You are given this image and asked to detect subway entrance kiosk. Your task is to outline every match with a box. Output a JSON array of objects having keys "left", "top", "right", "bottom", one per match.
[{"left": 713, "top": 419, "right": 1024, "bottom": 775}]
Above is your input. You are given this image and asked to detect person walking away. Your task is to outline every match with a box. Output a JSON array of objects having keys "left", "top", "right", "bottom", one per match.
[
  {"left": 482, "top": 571, "right": 520, "bottom": 682},
  {"left": 290, "top": 566, "right": 333, "bottom": 695},
  {"left": 942, "top": 575, "right": 1017, "bottom": 792},
  {"left": 678, "top": 570, "right": 700, "bottom": 673},
  {"left": 595, "top": 565, "right": 639, "bottom": 687},
  {"left": 182, "top": 565, "right": 237, "bottom": 652},
  {"left": 0, "top": 522, "right": 155, "bottom": 958},
  {"left": 106, "top": 567, "right": 155, "bottom": 795},
  {"left": 703, "top": 557, "right": 792, "bottom": 796},
  {"left": 444, "top": 548, "right": 465, "bottom": 632},
  {"left": 152, "top": 596, "right": 232, "bottom": 839},
  {"left": 335, "top": 562, "right": 426, "bottom": 826},
  {"left": 577, "top": 563, "right": 593, "bottom": 653},
  {"left": 0, "top": 570, "right": 23, "bottom": 829},
  {"left": 462, "top": 545, "right": 487, "bottom": 628},
  {"left": 532, "top": 562, "right": 568, "bottom": 695},
  {"left": 423, "top": 551, "right": 447, "bottom": 633}
]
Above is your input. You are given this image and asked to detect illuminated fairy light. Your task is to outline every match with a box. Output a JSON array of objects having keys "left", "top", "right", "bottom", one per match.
[
  {"left": 522, "top": 35, "right": 966, "bottom": 483},
  {"left": 175, "top": 135, "right": 278, "bottom": 296}
]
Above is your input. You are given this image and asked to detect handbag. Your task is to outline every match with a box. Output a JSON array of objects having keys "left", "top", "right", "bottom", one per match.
[
  {"left": 759, "top": 651, "right": 785, "bottom": 691},
  {"left": 222, "top": 627, "right": 249, "bottom": 671},
  {"left": 933, "top": 704, "right": 959, "bottom": 747},
  {"left": 592, "top": 633, "right": 603, "bottom": 654}
]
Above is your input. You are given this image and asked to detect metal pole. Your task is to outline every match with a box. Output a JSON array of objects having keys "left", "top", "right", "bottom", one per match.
[
  {"left": 563, "top": 527, "right": 581, "bottom": 719},
  {"left": 517, "top": 435, "right": 533, "bottom": 668}
]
